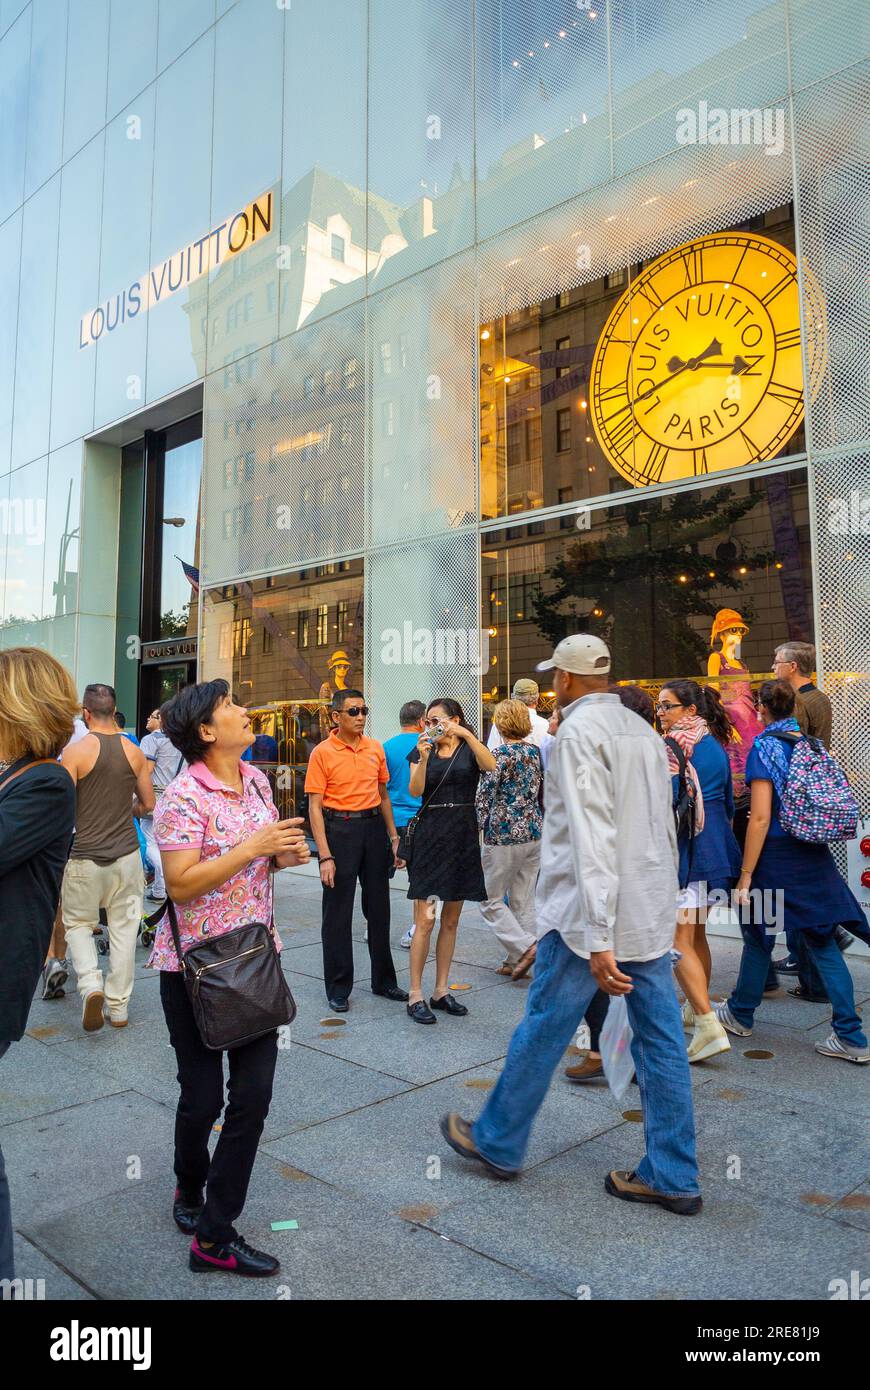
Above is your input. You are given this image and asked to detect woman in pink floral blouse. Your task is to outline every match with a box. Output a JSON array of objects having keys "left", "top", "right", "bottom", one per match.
[{"left": 155, "top": 680, "right": 309, "bottom": 1279}]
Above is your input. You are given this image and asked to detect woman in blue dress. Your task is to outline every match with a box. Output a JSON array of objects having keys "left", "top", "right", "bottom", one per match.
[
  {"left": 658, "top": 679, "right": 742, "bottom": 1063},
  {"left": 715, "top": 679, "right": 869, "bottom": 1063}
]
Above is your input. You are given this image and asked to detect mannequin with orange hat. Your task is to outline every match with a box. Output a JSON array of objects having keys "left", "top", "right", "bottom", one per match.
[{"left": 707, "top": 609, "right": 760, "bottom": 799}]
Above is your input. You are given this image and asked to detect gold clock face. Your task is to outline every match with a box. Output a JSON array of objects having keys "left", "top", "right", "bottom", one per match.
[{"left": 590, "top": 233, "right": 810, "bottom": 487}]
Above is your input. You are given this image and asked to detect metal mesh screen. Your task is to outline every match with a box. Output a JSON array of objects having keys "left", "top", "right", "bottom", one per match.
[
  {"left": 477, "top": 139, "right": 794, "bottom": 321},
  {"left": 812, "top": 448, "right": 870, "bottom": 813},
  {"left": 367, "top": 252, "right": 477, "bottom": 548},
  {"left": 201, "top": 302, "right": 366, "bottom": 585},
  {"left": 794, "top": 62, "right": 870, "bottom": 454},
  {"left": 364, "top": 529, "right": 482, "bottom": 743}
]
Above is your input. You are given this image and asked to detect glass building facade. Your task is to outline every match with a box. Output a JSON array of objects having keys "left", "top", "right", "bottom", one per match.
[{"left": 0, "top": 2, "right": 867, "bottom": 867}]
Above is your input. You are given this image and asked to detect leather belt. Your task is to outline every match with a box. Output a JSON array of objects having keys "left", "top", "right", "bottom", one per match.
[{"left": 323, "top": 807, "right": 381, "bottom": 819}]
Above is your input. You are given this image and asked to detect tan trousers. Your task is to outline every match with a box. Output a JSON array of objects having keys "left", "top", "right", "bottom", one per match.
[{"left": 61, "top": 849, "right": 144, "bottom": 1014}]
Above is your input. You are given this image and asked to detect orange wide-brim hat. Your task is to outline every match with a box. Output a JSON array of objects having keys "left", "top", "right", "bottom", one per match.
[{"left": 710, "top": 608, "right": 749, "bottom": 646}]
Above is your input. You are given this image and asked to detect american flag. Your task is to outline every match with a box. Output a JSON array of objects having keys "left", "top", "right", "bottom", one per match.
[{"left": 178, "top": 558, "right": 200, "bottom": 593}]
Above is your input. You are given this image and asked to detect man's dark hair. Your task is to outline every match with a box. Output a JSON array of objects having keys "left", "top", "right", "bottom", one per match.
[
  {"left": 399, "top": 700, "right": 425, "bottom": 727},
  {"left": 161, "top": 679, "right": 230, "bottom": 763},
  {"left": 331, "top": 687, "right": 365, "bottom": 713},
  {"left": 82, "top": 683, "right": 116, "bottom": 718},
  {"left": 114, "top": 711, "right": 126, "bottom": 728}
]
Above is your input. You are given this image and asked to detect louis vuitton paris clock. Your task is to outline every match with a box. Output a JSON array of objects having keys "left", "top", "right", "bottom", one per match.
[{"left": 589, "top": 232, "right": 821, "bottom": 487}]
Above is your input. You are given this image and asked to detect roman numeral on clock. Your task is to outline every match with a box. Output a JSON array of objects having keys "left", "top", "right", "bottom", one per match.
[
  {"left": 739, "top": 428, "right": 761, "bottom": 461},
  {"left": 639, "top": 441, "right": 668, "bottom": 482},
  {"left": 692, "top": 448, "right": 709, "bottom": 475},
  {"left": 774, "top": 327, "right": 801, "bottom": 351},
  {"left": 606, "top": 413, "right": 638, "bottom": 454},
  {"left": 636, "top": 279, "right": 663, "bottom": 312},
  {"left": 768, "top": 380, "right": 803, "bottom": 406},
  {"left": 761, "top": 270, "right": 796, "bottom": 308},
  {"left": 681, "top": 247, "right": 704, "bottom": 287}
]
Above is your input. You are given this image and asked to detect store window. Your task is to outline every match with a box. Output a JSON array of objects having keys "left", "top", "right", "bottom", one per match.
[
  {"left": 480, "top": 207, "right": 812, "bottom": 521},
  {"left": 331, "top": 233, "right": 346, "bottom": 263},
  {"left": 481, "top": 469, "right": 814, "bottom": 761},
  {"left": 199, "top": 563, "right": 364, "bottom": 819}
]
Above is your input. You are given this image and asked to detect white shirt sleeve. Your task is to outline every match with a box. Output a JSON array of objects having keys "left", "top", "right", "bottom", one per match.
[
  {"left": 486, "top": 724, "right": 503, "bottom": 751},
  {"left": 555, "top": 727, "right": 619, "bottom": 953}
]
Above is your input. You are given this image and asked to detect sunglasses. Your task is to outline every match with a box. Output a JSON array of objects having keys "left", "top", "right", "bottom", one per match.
[
  {"left": 655, "top": 701, "right": 684, "bottom": 712},
  {"left": 424, "top": 717, "right": 447, "bottom": 727},
  {"left": 342, "top": 705, "right": 369, "bottom": 717}
]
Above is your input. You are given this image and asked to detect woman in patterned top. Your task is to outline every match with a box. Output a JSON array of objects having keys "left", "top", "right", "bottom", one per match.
[
  {"left": 476, "top": 700, "right": 544, "bottom": 981},
  {"left": 155, "top": 680, "right": 310, "bottom": 1279}
]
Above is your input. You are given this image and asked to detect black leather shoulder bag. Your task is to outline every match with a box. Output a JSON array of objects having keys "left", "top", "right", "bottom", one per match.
[{"left": 158, "top": 779, "right": 296, "bottom": 1049}]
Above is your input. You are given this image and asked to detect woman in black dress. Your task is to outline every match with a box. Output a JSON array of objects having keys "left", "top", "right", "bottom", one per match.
[{"left": 404, "top": 699, "right": 495, "bottom": 1024}]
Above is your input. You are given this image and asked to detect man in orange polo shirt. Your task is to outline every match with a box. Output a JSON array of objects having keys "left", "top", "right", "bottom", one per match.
[{"left": 305, "top": 689, "right": 407, "bottom": 1011}]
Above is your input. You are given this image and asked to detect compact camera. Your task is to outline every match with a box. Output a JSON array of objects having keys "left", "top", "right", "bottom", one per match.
[{"left": 426, "top": 722, "right": 446, "bottom": 744}]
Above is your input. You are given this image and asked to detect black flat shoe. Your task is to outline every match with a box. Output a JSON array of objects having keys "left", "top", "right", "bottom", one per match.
[
  {"left": 373, "top": 985, "right": 409, "bottom": 1002},
  {"left": 327, "top": 997, "right": 349, "bottom": 1013},
  {"left": 787, "top": 985, "right": 828, "bottom": 1003},
  {"left": 407, "top": 999, "right": 436, "bottom": 1024},
  {"left": 173, "top": 1188, "right": 204, "bottom": 1235},
  {"left": 430, "top": 993, "right": 468, "bottom": 1016},
  {"left": 772, "top": 956, "right": 798, "bottom": 974}
]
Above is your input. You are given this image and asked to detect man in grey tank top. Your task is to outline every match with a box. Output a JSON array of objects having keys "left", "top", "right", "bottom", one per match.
[{"left": 60, "top": 684, "right": 155, "bottom": 1032}]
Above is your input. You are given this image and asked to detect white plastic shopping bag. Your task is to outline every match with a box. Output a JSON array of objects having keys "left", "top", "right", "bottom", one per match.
[{"left": 599, "top": 994, "right": 634, "bottom": 1104}]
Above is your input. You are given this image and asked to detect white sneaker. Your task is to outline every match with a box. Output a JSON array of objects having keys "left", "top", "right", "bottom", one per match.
[
  {"left": 400, "top": 926, "right": 416, "bottom": 949},
  {"left": 714, "top": 1001, "right": 753, "bottom": 1037},
  {"left": 687, "top": 1011, "right": 731, "bottom": 1063},
  {"left": 82, "top": 990, "right": 105, "bottom": 1033},
  {"left": 814, "top": 1032, "right": 869, "bottom": 1064},
  {"left": 681, "top": 999, "right": 694, "bottom": 1032}
]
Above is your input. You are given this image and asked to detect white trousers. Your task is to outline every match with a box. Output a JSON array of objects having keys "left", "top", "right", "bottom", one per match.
[
  {"left": 479, "top": 840, "right": 540, "bottom": 963},
  {"left": 140, "top": 814, "right": 164, "bottom": 897},
  {"left": 61, "top": 849, "right": 144, "bottom": 1014}
]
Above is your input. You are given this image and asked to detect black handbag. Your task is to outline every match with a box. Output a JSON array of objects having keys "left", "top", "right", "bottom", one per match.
[{"left": 163, "top": 893, "right": 296, "bottom": 1051}]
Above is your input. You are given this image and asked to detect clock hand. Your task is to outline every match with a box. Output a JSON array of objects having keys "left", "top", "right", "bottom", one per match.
[
  {"left": 665, "top": 354, "right": 751, "bottom": 374},
  {"left": 634, "top": 339, "right": 723, "bottom": 403},
  {"left": 665, "top": 339, "right": 724, "bottom": 373}
]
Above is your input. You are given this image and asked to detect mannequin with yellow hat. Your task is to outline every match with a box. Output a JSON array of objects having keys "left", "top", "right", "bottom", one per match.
[
  {"left": 318, "top": 650, "right": 353, "bottom": 740},
  {"left": 707, "top": 609, "right": 759, "bottom": 799}
]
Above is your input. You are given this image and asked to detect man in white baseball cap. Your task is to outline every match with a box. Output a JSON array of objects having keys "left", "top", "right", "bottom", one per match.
[{"left": 440, "top": 633, "right": 701, "bottom": 1215}]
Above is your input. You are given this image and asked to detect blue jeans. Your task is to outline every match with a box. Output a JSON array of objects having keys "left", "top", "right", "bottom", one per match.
[
  {"left": 729, "top": 927, "right": 867, "bottom": 1048},
  {"left": 472, "top": 930, "right": 699, "bottom": 1196}
]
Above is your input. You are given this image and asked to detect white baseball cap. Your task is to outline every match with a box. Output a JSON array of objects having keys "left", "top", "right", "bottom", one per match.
[{"left": 536, "top": 634, "right": 611, "bottom": 676}]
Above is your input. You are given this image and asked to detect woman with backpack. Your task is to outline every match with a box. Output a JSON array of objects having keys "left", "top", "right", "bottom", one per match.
[
  {"left": 715, "top": 680, "right": 869, "bottom": 1063},
  {"left": 657, "top": 679, "right": 741, "bottom": 1063}
]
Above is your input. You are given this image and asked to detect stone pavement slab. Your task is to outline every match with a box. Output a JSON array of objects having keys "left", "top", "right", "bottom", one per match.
[
  {"left": 0, "top": 1037, "right": 126, "bottom": 1125},
  {"left": 9, "top": 1232, "right": 95, "bottom": 1301},
  {"left": 20, "top": 1160, "right": 567, "bottom": 1301},
  {"left": 427, "top": 1132, "right": 870, "bottom": 1300},
  {"left": 262, "top": 1061, "right": 628, "bottom": 1213}
]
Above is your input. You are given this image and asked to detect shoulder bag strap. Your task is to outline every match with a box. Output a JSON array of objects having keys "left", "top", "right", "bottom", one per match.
[
  {"left": 418, "top": 744, "right": 462, "bottom": 816},
  {"left": 0, "top": 758, "right": 58, "bottom": 795}
]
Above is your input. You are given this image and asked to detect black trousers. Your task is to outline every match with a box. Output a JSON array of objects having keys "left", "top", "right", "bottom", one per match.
[
  {"left": 321, "top": 812, "right": 397, "bottom": 1001},
  {"left": 159, "top": 971, "right": 278, "bottom": 1245},
  {"left": 585, "top": 988, "right": 610, "bottom": 1052}
]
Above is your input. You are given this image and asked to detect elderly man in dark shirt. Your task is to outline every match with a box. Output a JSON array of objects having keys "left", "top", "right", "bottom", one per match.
[{"left": 773, "top": 641, "right": 832, "bottom": 747}]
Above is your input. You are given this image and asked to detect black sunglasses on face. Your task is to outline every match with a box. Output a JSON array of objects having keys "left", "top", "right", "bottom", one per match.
[
  {"left": 655, "top": 701, "right": 684, "bottom": 712},
  {"left": 342, "top": 705, "right": 369, "bottom": 717}
]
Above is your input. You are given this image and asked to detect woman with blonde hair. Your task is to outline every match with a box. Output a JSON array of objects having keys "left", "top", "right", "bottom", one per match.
[
  {"left": 0, "top": 647, "right": 78, "bottom": 1282},
  {"left": 476, "top": 699, "right": 544, "bottom": 980}
]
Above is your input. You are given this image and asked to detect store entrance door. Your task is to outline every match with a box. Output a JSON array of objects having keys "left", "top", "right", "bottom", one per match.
[{"left": 140, "top": 659, "right": 197, "bottom": 722}]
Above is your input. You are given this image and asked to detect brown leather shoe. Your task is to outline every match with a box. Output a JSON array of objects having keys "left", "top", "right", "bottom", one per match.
[
  {"left": 438, "top": 1113, "right": 517, "bottom": 1180},
  {"left": 511, "top": 943, "right": 537, "bottom": 980},
  {"left": 564, "top": 1055, "right": 605, "bottom": 1083},
  {"left": 605, "top": 1168, "right": 702, "bottom": 1215},
  {"left": 495, "top": 960, "right": 515, "bottom": 976}
]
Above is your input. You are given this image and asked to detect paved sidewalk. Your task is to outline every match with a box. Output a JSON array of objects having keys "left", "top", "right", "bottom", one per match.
[{"left": 4, "top": 868, "right": 869, "bottom": 1301}]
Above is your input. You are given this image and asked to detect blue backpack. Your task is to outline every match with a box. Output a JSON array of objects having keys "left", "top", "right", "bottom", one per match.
[{"left": 774, "top": 735, "right": 859, "bottom": 843}]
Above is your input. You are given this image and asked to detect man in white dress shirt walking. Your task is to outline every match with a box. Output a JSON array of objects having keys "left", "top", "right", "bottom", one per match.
[{"left": 440, "top": 635, "right": 701, "bottom": 1215}]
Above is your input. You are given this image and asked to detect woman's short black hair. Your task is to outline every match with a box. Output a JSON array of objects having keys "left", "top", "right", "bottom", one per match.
[
  {"left": 758, "top": 678, "right": 796, "bottom": 720},
  {"left": 161, "top": 679, "right": 230, "bottom": 764}
]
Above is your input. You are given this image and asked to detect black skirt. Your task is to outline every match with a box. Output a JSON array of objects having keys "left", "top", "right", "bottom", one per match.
[{"left": 406, "top": 805, "right": 486, "bottom": 903}]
